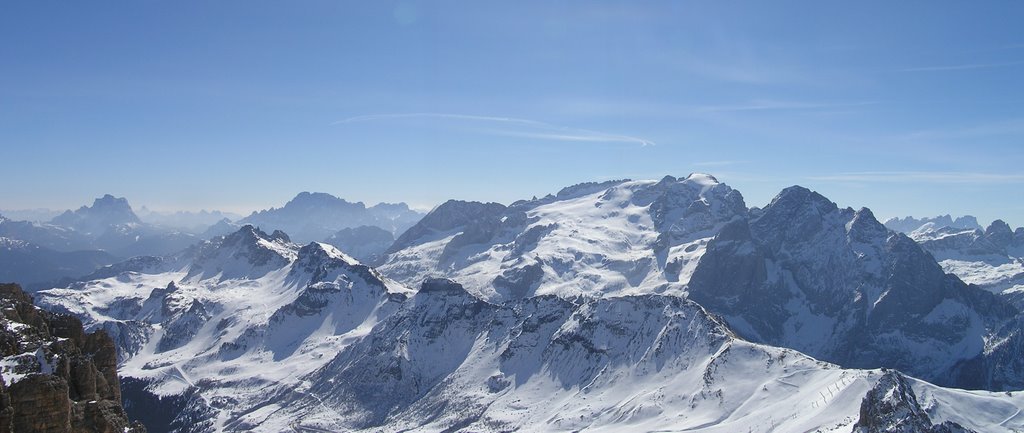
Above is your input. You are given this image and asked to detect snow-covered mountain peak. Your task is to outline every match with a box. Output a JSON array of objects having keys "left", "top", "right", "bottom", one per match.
[
  {"left": 847, "top": 207, "right": 889, "bottom": 243},
  {"left": 296, "top": 241, "right": 355, "bottom": 264},
  {"left": 749, "top": 185, "right": 845, "bottom": 253},
  {"left": 551, "top": 179, "right": 630, "bottom": 201},
  {"left": 185, "top": 224, "right": 297, "bottom": 280},
  {"left": 767, "top": 185, "right": 837, "bottom": 216},
  {"left": 636, "top": 173, "right": 746, "bottom": 236},
  {"left": 684, "top": 171, "right": 720, "bottom": 186},
  {"left": 379, "top": 175, "right": 748, "bottom": 301},
  {"left": 291, "top": 241, "right": 372, "bottom": 281}
]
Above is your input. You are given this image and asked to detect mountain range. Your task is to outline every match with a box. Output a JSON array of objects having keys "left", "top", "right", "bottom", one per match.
[
  {"left": 884, "top": 215, "right": 983, "bottom": 234},
  {"left": 239, "top": 191, "right": 424, "bottom": 243},
  {"left": 0, "top": 193, "right": 424, "bottom": 289},
  {"left": 0, "top": 195, "right": 198, "bottom": 259},
  {"left": 28, "top": 174, "right": 1024, "bottom": 432}
]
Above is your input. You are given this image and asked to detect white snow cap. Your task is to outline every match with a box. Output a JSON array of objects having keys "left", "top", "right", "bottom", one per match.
[{"left": 685, "top": 172, "right": 720, "bottom": 186}]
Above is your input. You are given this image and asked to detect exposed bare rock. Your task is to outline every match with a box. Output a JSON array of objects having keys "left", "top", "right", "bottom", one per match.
[
  {"left": 855, "top": 370, "right": 974, "bottom": 433},
  {"left": 0, "top": 283, "right": 144, "bottom": 433}
]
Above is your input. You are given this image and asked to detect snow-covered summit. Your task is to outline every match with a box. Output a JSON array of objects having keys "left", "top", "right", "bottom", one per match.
[
  {"left": 379, "top": 175, "right": 746, "bottom": 301},
  {"left": 184, "top": 224, "right": 295, "bottom": 280}
]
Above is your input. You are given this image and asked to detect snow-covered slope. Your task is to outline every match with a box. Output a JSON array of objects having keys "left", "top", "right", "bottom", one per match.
[
  {"left": 909, "top": 220, "right": 1024, "bottom": 300},
  {"left": 233, "top": 279, "right": 1016, "bottom": 433},
  {"left": 35, "top": 225, "right": 412, "bottom": 432},
  {"left": 380, "top": 177, "right": 1021, "bottom": 390},
  {"left": 30, "top": 178, "right": 1024, "bottom": 431},
  {"left": 379, "top": 174, "right": 746, "bottom": 301},
  {"left": 900, "top": 220, "right": 1024, "bottom": 391},
  {"left": 32, "top": 228, "right": 1024, "bottom": 432}
]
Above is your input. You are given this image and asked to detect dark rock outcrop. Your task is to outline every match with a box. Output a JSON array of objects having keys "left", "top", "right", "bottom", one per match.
[
  {"left": 688, "top": 186, "right": 1018, "bottom": 389},
  {"left": 0, "top": 283, "right": 145, "bottom": 433},
  {"left": 854, "top": 370, "right": 973, "bottom": 433}
]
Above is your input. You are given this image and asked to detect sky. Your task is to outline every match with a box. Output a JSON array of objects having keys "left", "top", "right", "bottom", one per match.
[{"left": 2, "top": 1, "right": 1023, "bottom": 226}]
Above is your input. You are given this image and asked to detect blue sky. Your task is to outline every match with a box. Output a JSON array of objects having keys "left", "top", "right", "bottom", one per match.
[{"left": 2, "top": 1, "right": 1023, "bottom": 226}]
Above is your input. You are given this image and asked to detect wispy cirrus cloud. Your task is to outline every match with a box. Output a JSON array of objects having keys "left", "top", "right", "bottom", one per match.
[
  {"left": 333, "top": 113, "right": 655, "bottom": 147},
  {"left": 899, "top": 60, "right": 1024, "bottom": 72},
  {"left": 692, "top": 160, "right": 749, "bottom": 167},
  {"left": 693, "top": 99, "right": 878, "bottom": 113},
  {"left": 809, "top": 171, "right": 1024, "bottom": 184},
  {"left": 543, "top": 97, "right": 877, "bottom": 118}
]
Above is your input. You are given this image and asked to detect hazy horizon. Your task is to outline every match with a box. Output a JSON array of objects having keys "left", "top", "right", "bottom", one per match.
[{"left": 1, "top": 172, "right": 1019, "bottom": 229}]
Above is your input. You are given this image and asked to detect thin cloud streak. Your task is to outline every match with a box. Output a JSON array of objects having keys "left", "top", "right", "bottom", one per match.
[
  {"left": 544, "top": 98, "right": 878, "bottom": 118},
  {"left": 809, "top": 171, "right": 1024, "bottom": 184},
  {"left": 333, "top": 113, "right": 655, "bottom": 146},
  {"left": 693, "top": 160, "right": 749, "bottom": 167},
  {"left": 899, "top": 60, "right": 1024, "bottom": 72},
  {"left": 694, "top": 100, "right": 878, "bottom": 113}
]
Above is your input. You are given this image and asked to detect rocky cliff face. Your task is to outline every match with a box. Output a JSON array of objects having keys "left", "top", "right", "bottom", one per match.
[
  {"left": 687, "top": 186, "right": 1018, "bottom": 389},
  {"left": 854, "top": 370, "right": 973, "bottom": 433},
  {"left": 0, "top": 283, "right": 144, "bottom": 433}
]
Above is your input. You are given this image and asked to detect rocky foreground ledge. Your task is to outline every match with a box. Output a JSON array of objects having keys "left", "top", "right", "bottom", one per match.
[{"left": 0, "top": 283, "right": 145, "bottom": 433}]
